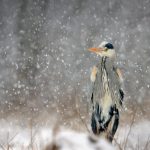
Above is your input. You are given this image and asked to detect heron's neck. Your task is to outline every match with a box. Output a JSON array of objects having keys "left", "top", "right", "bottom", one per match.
[
  {"left": 101, "top": 57, "right": 107, "bottom": 65},
  {"left": 101, "top": 56, "right": 114, "bottom": 68}
]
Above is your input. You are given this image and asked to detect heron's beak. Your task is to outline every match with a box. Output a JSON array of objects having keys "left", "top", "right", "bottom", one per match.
[{"left": 88, "top": 47, "right": 104, "bottom": 53}]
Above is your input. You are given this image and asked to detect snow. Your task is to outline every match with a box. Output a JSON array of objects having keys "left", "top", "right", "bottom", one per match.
[
  {"left": 0, "top": 119, "right": 149, "bottom": 150},
  {"left": 0, "top": 121, "right": 114, "bottom": 150},
  {"left": 49, "top": 130, "right": 114, "bottom": 150},
  {"left": 0, "top": 0, "right": 150, "bottom": 149},
  {"left": 116, "top": 120, "right": 150, "bottom": 149}
]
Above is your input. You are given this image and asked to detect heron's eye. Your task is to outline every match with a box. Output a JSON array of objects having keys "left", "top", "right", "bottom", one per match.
[{"left": 105, "top": 43, "right": 114, "bottom": 49}]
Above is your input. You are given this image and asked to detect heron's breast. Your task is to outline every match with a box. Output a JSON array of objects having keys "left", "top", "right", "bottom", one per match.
[
  {"left": 101, "top": 93, "right": 113, "bottom": 116},
  {"left": 101, "top": 68, "right": 113, "bottom": 114},
  {"left": 102, "top": 68, "right": 111, "bottom": 96}
]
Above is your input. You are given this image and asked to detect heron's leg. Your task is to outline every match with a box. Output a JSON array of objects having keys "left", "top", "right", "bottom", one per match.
[
  {"left": 107, "top": 108, "right": 119, "bottom": 142},
  {"left": 100, "top": 106, "right": 118, "bottom": 142},
  {"left": 91, "top": 103, "right": 101, "bottom": 135},
  {"left": 112, "top": 108, "right": 119, "bottom": 136},
  {"left": 91, "top": 112, "right": 98, "bottom": 134},
  {"left": 101, "top": 106, "right": 114, "bottom": 130}
]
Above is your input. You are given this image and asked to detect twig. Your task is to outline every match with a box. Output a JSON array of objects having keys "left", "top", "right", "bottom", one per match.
[
  {"left": 136, "top": 136, "right": 140, "bottom": 150},
  {"left": 28, "top": 113, "right": 39, "bottom": 150},
  {"left": 8, "top": 132, "right": 18, "bottom": 144},
  {"left": 113, "top": 137, "right": 123, "bottom": 150},
  {"left": 0, "top": 143, "right": 5, "bottom": 150},
  {"left": 76, "top": 105, "right": 90, "bottom": 133},
  {"left": 123, "top": 109, "right": 136, "bottom": 149},
  {"left": 144, "top": 136, "right": 150, "bottom": 150},
  {"left": 74, "top": 87, "right": 90, "bottom": 133}
]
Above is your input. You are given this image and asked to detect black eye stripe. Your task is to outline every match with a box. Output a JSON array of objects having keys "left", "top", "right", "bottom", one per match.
[{"left": 105, "top": 43, "right": 114, "bottom": 49}]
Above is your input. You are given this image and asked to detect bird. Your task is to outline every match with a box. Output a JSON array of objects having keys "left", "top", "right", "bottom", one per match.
[{"left": 88, "top": 41, "right": 124, "bottom": 142}]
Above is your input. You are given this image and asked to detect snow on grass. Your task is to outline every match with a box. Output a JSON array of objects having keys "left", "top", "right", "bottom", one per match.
[
  {"left": 0, "top": 119, "right": 150, "bottom": 150},
  {"left": 48, "top": 130, "right": 114, "bottom": 150},
  {"left": 0, "top": 120, "right": 114, "bottom": 150},
  {"left": 116, "top": 120, "right": 150, "bottom": 149}
]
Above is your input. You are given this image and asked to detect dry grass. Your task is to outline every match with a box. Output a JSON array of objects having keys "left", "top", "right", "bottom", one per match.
[
  {"left": 0, "top": 98, "right": 150, "bottom": 150},
  {"left": 0, "top": 116, "right": 149, "bottom": 150}
]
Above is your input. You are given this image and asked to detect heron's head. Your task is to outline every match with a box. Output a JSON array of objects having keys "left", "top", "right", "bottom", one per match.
[{"left": 88, "top": 41, "right": 116, "bottom": 59}]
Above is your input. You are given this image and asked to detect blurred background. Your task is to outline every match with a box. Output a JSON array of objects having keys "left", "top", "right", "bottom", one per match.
[{"left": 0, "top": 0, "right": 150, "bottom": 128}]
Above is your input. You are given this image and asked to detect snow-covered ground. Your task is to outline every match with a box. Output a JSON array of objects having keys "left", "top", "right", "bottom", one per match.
[
  {"left": 116, "top": 120, "right": 150, "bottom": 150},
  {"left": 0, "top": 120, "right": 113, "bottom": 150},
  {"left": 0, "top": 119, "right": 149, "bottom": 150}
]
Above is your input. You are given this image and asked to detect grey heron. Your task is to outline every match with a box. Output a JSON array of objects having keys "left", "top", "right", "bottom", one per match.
[{"left": 88, "top": 41, "right": 124, "bottom": 142}]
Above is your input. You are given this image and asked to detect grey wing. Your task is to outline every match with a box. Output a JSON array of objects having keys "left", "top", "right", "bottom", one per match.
[
  {"left": 90, "top": 63, "right": 103, "bottom": 111},
  {"left": 109, "top": 67, "right": 124, "bottom": 108}
]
